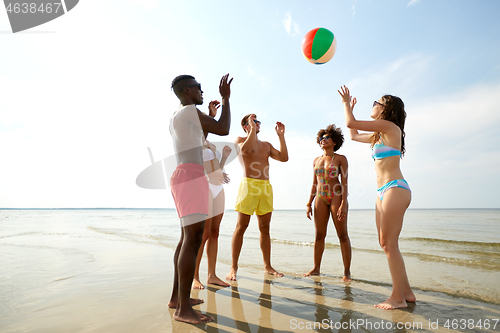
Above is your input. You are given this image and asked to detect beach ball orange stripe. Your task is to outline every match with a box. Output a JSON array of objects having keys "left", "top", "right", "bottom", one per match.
[{"left": 301, "top": 27, "right": 337, "bottom": 65}]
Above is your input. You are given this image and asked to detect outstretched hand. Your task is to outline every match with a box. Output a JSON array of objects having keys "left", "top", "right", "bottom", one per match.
[
  {"left": 208, "top": 100, "right": 220, "bottom": 117},
  {"left": 338, "top": 85, "right": 353, "bottom": 105},
  {"left": 219, "top": 74, "right": 233, "bottom": 100},
  {"left": 275, "top": 122, "right": 285, "bottom": 136}
]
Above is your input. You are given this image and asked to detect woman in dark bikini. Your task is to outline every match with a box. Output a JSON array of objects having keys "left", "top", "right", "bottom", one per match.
[{"left": 305, "top": 124, "right": 352, "bottom": 281}]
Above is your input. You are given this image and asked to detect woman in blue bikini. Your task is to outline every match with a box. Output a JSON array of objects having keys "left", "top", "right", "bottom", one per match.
[{"left": 339, "top": 85, "right": 415, "bottom": 310}]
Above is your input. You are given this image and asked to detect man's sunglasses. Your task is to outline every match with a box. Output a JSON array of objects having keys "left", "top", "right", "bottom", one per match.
[
  {"left": 244, "top": 119, "right": 261, "bottom": 126},
  {"left": 187, "top": 83, "right": 202, "bottom": 91}
]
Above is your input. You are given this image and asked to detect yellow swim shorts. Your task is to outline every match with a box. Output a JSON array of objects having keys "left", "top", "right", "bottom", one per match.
[{"left": 234, "top": 178, "right": 273, "bottom": 216}]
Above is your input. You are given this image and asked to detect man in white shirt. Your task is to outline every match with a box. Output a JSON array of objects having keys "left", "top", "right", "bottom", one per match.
[{"left": 167, "top": 74, "right": 232, "bottom": 324}]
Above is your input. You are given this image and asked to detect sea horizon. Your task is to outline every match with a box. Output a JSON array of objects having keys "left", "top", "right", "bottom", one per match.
[{"left": 1, "top": 207, "right": 500, "bottom": 211}]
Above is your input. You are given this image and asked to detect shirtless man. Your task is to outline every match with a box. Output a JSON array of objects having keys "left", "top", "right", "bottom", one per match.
[
  {"left": 167, "top": 74, "right": 233, "bottom": 324},
  {"left": 225, "top": 114, "right": 288, "bottom": 281}
]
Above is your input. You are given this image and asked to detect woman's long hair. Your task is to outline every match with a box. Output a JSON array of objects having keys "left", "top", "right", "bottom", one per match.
[{"left": 370, "top": 95, "right": 406, "bottom": 156}]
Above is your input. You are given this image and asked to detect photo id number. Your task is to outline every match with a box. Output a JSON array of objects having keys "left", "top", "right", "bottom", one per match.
[{"left": 6, "top": 2, "right": 63, "bottom": 14}]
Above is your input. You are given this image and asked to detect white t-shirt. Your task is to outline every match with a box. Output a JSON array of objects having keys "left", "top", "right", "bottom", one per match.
[{"left": 169, "top": 104, "right": 205, "bottom": 165}]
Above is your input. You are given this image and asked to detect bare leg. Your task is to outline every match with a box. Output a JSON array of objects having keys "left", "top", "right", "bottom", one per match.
[
  {"left": 193, "top": 219, "right": 210, "bottom": 290},
  {"left": 168, "top": 232, "right": 183, "bottom": 308},
  {"left": 304, "top": 198, "right": 330, "bottom": 276},
  {"left": 207, "top": 190, "right": 229, "bottom": 287},
  {"left": 192, "top": 191, "right": 214, "bottom": 290},
  {"left": 171, "top": 214, "right": 213, "bottom": 324},
  {"left": 169, "top": 231, "right": 203, "bottom": 308},
  {"left": 226, "top": 212, "right": 251, "bottom": 281},
  {"left": 375, "top": 188, "right": 414, "bottom": 310},
  {"left": 330, "top": 195, "right": 352, "bottom": 281},
  {"left": 257, "top": 212, "right": 283, "bottom": 277}
]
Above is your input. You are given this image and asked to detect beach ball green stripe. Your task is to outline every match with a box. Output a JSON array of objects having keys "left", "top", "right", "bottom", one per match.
[{"left": 311, "top": 28, "right": 334, "bottom": 60}]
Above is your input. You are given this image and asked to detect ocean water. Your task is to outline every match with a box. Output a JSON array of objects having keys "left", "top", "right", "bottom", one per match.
[{"left": 1, "top": 208, "right": 499, "bottom": 320}]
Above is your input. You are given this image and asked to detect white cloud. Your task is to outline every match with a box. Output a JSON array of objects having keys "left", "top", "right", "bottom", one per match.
[
  {"left": 247, "top": 66, "right": 272, "bottom": 87},
  {"left": 282, "top": 12, "right": 300, "bottom": 37},
  {"left": 351, "top": 0, "right": 358, "bottom": 17},
  {"left": 337, "top": 56, "right": 500, "bottom": 208},
  {"left": 351, "top": 53, "right": 436, "bottom": 97},
  {"left": 407, "top": 0, "right": 421, "bottom": 6},
  {"left": 403, "top": 83, "right": 500, "bottom": 208}
]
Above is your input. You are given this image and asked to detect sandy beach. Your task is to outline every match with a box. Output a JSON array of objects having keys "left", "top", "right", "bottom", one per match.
[
  {"left": 1, "top": 209, "right": 499, "bottom": 332},
  {"left": 2, "top": 240, "right": 499, "bottom": 333}
]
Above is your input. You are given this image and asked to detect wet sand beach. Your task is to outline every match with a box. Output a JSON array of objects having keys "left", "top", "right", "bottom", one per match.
[
  {"left": 1, "top": 209, "right": 499, "bottom": 332},
  {"left": 1, "top": 244, "right": 499, "bottom": 333}
]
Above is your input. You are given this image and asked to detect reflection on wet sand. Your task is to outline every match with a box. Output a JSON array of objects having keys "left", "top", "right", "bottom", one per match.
[
  {"left": 230, "top": 280, "right": 277, "bottom": 333},
  {"left": 167, "top": 270, "right": 500, "bottom": 333},
  {"left": 311, "top": 279, "right": 354, "bottom": 333}
]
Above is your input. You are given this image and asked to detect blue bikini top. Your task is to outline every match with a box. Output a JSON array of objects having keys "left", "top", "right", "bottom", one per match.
[{"left": 371, "top": 136, "right": 401, "bottom": 160}]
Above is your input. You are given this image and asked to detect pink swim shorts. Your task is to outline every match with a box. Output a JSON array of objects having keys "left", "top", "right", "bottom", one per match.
[{"left": 170, "top": 163, "right": 209, "bottom": 221}]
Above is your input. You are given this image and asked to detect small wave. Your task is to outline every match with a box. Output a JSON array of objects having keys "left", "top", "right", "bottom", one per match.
[
  {"left": 401, "top": 251, "right": 500, "bottom": 271},
  {"left": 271, "top": 238, "right": 314, "bottom": 246},
  {"left": 270, "top": 238, "right": 341, "bottom": 249},
  {"left": 402, "top": 237, "right": 500, "bottom": 248},
  {"left": 0, "top": 231, "right": 40, "bottom": 239},
  {"left": 269, "top": 237, "right": 500, "bottom": 270},
  {"left": 87, "top": 226, "right": 173, "bottom": 245}
]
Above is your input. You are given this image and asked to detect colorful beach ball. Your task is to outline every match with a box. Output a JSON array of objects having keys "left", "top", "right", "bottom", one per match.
[{"left": 301, "top": 27, "right": 337, "bottom": 65}]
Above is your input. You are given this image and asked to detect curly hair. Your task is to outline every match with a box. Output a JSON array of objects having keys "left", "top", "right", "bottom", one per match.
[
  {"left": 370, "top": 95, "right": 406, "bottom": 156},
  {"left": 316, "top": 124, "right": 344, "bottom": 152}
]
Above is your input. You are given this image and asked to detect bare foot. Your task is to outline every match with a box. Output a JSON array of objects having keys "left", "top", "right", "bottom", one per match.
[
  {"left": 207, "top": 275, "right": 230, "bottom": 287},
  {"left": 168, "top": 298, "right": 204, "bottom": 309},
  {"left": 226, "top": 268, "right": 237, "bottom": 281},
  {"left": 265, "top": 267, "right": 284, "bottom": 277},
  {"left": 195, "top": 311, "right": 213, "bottom": 322},
  {"left": 173, "top": 309, "right": 213, "bottom": 324},
  {"left": 303, "top": 269, "right": 320, "bottom": 277},
  {"left": 342, "top": 273, "right": 352, "bottom": 282},
  {"left": 192, "top": 278, "right": 205, "bottom": 290},
  {"left": 405, "top": 291, "right": 416, "bottom": 303},
  {"left": 374, "top": 297, "right": 407, "bottom": 310}
]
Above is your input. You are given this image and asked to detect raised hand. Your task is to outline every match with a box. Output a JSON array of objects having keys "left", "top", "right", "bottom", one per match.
[
  {"left": 351, "top": 97, "right": 357, "bottom": 111},
  {"left": 338, "top": 85, "right": 352, "bottom": 105},
  {"left": 222, "top": 145, "right": 232, "bottom": 157},
  {"left": 275, "top": 122, "right": 285, "bottom": 136},
  {"left": 248, "top": 114, "right": 257, "bottom": 131},
  {"left": 208, "top": 100, "right": 220, "bottom": 117},
  {"left": 219, "top": 74, "right": 233, "bottom": 100}
]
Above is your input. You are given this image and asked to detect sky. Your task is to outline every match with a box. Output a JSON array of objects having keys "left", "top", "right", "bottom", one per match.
[{"left": 1, "top": 0, "right": 499, "bottom": 209}]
